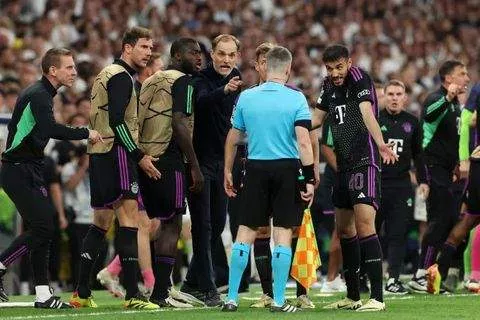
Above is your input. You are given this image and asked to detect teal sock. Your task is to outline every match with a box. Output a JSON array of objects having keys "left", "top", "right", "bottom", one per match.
[
  {"left": 226, "top": 242, "right": 250, "bottom": 303},
  {"left": 272, "top": 245, "right": 292, "bottom": 306}
]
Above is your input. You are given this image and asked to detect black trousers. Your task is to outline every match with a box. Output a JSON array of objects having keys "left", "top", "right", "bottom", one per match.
[
  {"left": 376, "top": 186, "right": 414, "bottom": 279},
  {"left": 0, "top": 162, "right": 55, "bottom": 286},
  {"left": 420, "top": 166, "right": 459, "bottom": 269},
  {"left": 184, "top": 160, "right": 228, "bottom": 292}
]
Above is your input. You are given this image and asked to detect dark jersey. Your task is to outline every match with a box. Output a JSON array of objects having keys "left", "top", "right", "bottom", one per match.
[
  {"left": 379, "top": 109, "right": 426, "bottom": 188},
  {"left": 316, "top": 66, "right": 380, "bottom": 172},
  {"left": 422, "top": 86, "right": 461, "bottom": 171},
  {"left": 2, "top": 77, "right": 89, "bottom": 163},
  {"left": 466, "top": 83, "right": 480, "bottom": 149}
]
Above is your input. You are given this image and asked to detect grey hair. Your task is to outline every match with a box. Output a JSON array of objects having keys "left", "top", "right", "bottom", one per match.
[{"left": 266, "top": 46, "right": 292, "bottom": 74}]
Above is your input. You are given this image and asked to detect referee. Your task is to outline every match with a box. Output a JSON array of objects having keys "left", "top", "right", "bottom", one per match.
[
  {"left": 222, "top": 46, "right": 315, "bottom": 313},
  {"left": 0, "top": 48, "right": 101, "bottom": 308}
]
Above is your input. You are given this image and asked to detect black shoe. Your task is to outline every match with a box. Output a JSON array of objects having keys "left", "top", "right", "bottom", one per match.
[
  {"left": 204, "top": 290, "right": 222, "bottom": 307},
  {"left": 222, "top": 300, "right": 238, "bottom": 312},
  {"left": 0, "top": 269, "right": 8, "bottom": 302},
  {"left": 34, "top": 296, "right": 73, "bottom": 309},
  {"left": 385, "top": 278, "right": 408, "bottom": 295},
  {"left": 270, "top": 302, "right": 300, "bottom": 313},
  {"left": 359, "top": 275, "right": 369, "bottom": 293}
]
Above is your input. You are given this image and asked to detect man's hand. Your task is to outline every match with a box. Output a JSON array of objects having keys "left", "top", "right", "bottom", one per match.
[
  {"left": 459, "top": 159, "right": 470, "bottom": 180},
  {"left": 379, "top": 142, "right": 399, "bottom": 165},
  {"left": 88, "top": 129, "right": 103, "bottom": 144},
  {"left": 224, "top": 171, "right": 237, "bottom": 197},
  {"left": 189, "top": 165, "right": 205, "bottom": 193},
  {"left": 224, "top": 76, "right": 243, "bottom": 94},
  {"left": 59, "top": 214, "right": 68, "bottom": 230},
  {"left": 139, "top": 155, "right": 161, "bottom": 180},
  {"left": 314, "top": 163, "right": 320, "bottom": 189},
  {"left": 417, "top": 183, "right": 430, "bottom": 200},
  {"left": 300, "top": 183, "right": 315, "bottom": 207},
  {"left": 446, "top": 83, "right": 460, "bottom": 102}
]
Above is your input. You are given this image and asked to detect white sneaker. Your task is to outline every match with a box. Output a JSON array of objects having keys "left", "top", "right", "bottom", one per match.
[
  {"left": 20, "top": 282, "right": 30, "bottom": 296},
  {"left": 294, "top": 295, "right": 315, "bottom": 308},
  {"left": 163, "top": 296, "right": 194, "bottom": 308},
  {"left": 96, "top": 268, "right": 125, "bottom": 298},
  {"left": 320, "top": 276, "right": 347, "bottom": 293},
  {"left": 323, "top": 297, "right": 362, "bottom": 310},
  {"left": 356, "top": 299, "right": 385, "bottom": 312}
]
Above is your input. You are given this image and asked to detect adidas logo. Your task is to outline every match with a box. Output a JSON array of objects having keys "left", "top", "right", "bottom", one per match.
[
  {"left": 381, "top": 125, "right": 388, "bottom": 132},
  {"left": 81, "top": 253, "right": 92, "bottom": 260},
  {"left": 357, "top": 192, "right": 366, "bottom": 199},
  {"left": 331, "top": 93, "right": 336, "bottom": 98}
]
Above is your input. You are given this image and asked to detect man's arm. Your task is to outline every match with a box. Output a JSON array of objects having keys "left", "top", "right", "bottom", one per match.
[
  {"left": 424, "top": 84, "right": 460, "bottom": 123},
  {"left": 359, "top": 101, "right": 398, "bottom": 164},
  {"left": 321, "top": 144, "right": 337, "bottom": 172},
  {"left": 311, "top": 108, "right": 327, "bottom": 129},
  {"left": 195, "top": 74, "right": 242, "bottom": 109},
  {"left": 310, "top": 128, "right": 320, "bottom": 188},
  {"left": 31, "top": 93, "right": 89, "bottom": 141},
  {"left": 411, "top": 118, "right": 429, "bottom": 197},
  {"left": 224, "top": 128, "right": 242, "bottom": 197}
]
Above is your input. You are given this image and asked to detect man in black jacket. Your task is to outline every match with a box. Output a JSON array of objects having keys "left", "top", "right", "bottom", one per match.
[
  {"left": 180, "top": 34, "right": 242, "bottom": 307},
  {"left": 0, "top": 48, "right": 101, "bottom": 308}
]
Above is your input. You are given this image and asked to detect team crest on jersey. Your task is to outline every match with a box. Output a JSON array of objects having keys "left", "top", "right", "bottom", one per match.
[
  {"left": 131, "top": 182, "right": 139, "bottom": 194},
  {"left": 402, "top": 122, "right": 412, "bottom": 133}
]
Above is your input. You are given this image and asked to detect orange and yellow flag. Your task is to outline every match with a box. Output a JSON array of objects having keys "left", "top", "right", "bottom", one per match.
[{"left": 290, "top": 208, "right": 321, "bottom": 292}]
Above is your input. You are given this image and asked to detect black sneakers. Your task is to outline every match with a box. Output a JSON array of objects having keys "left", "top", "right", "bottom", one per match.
[
  {"left": 221, "top": 300, "right": 238, "bottom": 312},
  {"left": 0, "top": 269, "right": 8, "bottom": 302},
  {"left": 270, "top": 302, "right": 300, "bottom": 313},
  {"left": 385, "top": 278, "right": 408, "bottom": 295},
  {"left": 204, "top": 290, "right": 222, "bottom": 307},
  {"left": 34, "top": 296, "right": 73, "bottom": 309}
]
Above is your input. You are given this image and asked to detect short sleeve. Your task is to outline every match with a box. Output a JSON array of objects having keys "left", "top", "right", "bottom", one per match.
[
  {"left": 172, "top": 75, "right": 194, "bottom": 116},
  {"left": 295, "top": 93, "right": 312, "bottom": 122},
  {"left": 231, "top": 93, "right": 246, "bottom": 132},
  {"left": 350, "top": 69, "right": 374, "bottom": 104},
  {"left": 465, "top": 85, "right": 480, "bottom": 112}
]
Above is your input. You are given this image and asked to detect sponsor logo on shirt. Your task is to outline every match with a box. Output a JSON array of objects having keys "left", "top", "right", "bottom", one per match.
[{"left": 357, "top": 89, "right": 370, "bottom": 98}]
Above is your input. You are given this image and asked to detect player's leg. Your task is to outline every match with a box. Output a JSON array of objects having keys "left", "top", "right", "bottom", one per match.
[
  {"left": 384, "top": 187, "right": 412, "bottom": 294},
  {"left": 250, "top": 225, "right": 273, "bottom": 308},
  {"left": 136, "top": 209, "right": 155, "bottom": 297},
  {"left": 469, "top": 226, "right": 480, "bottom": 292}
]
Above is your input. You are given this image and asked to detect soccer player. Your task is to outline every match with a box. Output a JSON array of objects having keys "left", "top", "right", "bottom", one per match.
[
  {"left": 311, "top": 45, "right": 397, "bottom": 312},
  {"left": 377, "top": 80, "right": 428, "bottom": 294},
  {"left": 407, "top": 60, "right": 469, "bottom": 293},
  {"left": 425, "top": 72, "right": 480, "bottom": 294},
  {"left": 0, "top": 48, "right": 102, "bottom": 308},
  {"left": 180, "top": 34, "right": 242, "bottom": 307},
  {"left": 96, "top": 51, "right": 165, "bottom": 299},
  {"left": 137, "top": 37, "right": 204, "bottom": 307},
  {"left": 222, "top": 46, "right": 314, "bottom": 313},
  {"left": 70, "top": 27, "right": 160, "bottom": 309}
]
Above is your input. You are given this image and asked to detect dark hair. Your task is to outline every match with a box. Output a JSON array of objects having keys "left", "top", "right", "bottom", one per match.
[
  {"left": 439, "top": 60, "right": 464, "bottom": 82},
  {"left": 41, "top": 48, "right": 73, "bottom": 74},
  {"left": 255, "top": 42, "right": 275, "bottom": 60},
  {"left": 170, "top": 38, "right": 199, "bottom": 57},
  {"left": 121, "top": 26, "right": 152, "bottom": 51},
  {"left": 322, "top": 44, "right": 350, "bottom": 63}
]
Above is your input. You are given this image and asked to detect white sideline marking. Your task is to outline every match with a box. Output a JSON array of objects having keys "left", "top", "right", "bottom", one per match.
[{"left": 0, "top": 306, "right": 205, "bottom": 319}]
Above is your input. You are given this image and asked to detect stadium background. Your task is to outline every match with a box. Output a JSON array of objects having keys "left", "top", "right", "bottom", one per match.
[{"left": 0, "top": 0, "right": 479, "bottom": 318}]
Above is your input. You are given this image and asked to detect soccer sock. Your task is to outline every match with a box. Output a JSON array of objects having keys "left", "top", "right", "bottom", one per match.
[
  {"left": 437, "top": 242, "right": 457, "bottom": 279},
  {"left": 291, "top": 237, "right": 307, "bottom": 297},
  {"left": 77, "top": 225, "right": 107, "bottom": 298},
  {"left": 151, "top": 255, "right": 175, "bottom": 301},
  {"left": 226, "top": 242, "right": 250, "bottom": 303},
  {"left": 359, "top": 234, "right": 383, "bottom": 302},
  {"left": 106, "top": 255, "right": 122, "bottom": 277},
  {"left": 34, "top": 285, "right": 52, "bottom": 302},
  {"left": 464, "top": 229, "right": 473, "bottom": 279},
  {"left": 470, "top": 227, "right": 480, "bottom": 280},
  {"left": 272, "top": 245, "right": 292, "bottom": 307},
  {"left": 0, "top": 233, "right": 30, "bottom": 268},
  {"left": 117, "top": 227, "right": 139, "bottom": 300},
  {"left": 253, "top": 238, "right": 273, "bottom": 297},
  {"left": 0, "top": 262, "right": 5, "bottom": 270},
  {"left": 340, "top": 236, "right": 361, "bottom": 301},
  {"left": 142, "top": 268, "right": 155, "bottom": 290}
]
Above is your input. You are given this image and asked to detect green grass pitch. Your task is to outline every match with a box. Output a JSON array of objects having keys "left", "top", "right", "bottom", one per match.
[{"left": 0, "top": 285, "right": 479, "bottom": 320}]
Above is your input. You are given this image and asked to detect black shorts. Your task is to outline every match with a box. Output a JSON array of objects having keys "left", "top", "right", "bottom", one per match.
[
  {"left": 465, "top": 160, "right": 480, "bottom": 215},
  {"left": 90, "top": 144, "right": 140, "bottom": 209},
  {"left": 238, "top": 159, "right": 303, "bottom": 228},
  {"left": 138, "top": 164, "right": 186, "bottom": 220},
  {"left": 333, "top": 165, "right": 380, "bottom": 210}
]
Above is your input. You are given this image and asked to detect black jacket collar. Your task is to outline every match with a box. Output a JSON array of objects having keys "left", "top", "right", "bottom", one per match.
[
  {"left": 114, "top": 58, "right": 137, "bottom": 76},
  {"left": 40, "top": 76, "right": 57, "bottom": 97}
]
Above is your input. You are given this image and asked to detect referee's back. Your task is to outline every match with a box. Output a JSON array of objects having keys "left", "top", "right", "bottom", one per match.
[{"left": 232, "top": 81, "right": 311, "bottom": 160}]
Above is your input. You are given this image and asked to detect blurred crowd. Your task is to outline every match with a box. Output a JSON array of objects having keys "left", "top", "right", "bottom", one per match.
[
  {"left": 0, "top": 0, "right": 478, "bottom": 292},
  {"left": 0, "top": 0, "right": 479, "bottom": 122}
]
